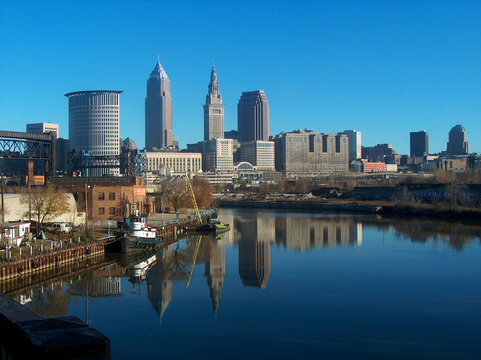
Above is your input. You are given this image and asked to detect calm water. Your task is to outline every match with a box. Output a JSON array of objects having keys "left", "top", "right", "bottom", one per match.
[{"left": 7, "top": 208, "right": 481, "bottom": 359}]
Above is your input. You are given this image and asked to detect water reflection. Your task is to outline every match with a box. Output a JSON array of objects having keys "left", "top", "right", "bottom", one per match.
[
  {"left": 236, "top": 216, "right": 271, "bottom": 288},
  {"left": 204, "top": 236, "right": 225, "bottom": 316},
  {"left": 5, "top": 209, "right": 481, "bottom": 328},
  {"left": 147, "top": 247, "right": 173, "bottom": 324}
]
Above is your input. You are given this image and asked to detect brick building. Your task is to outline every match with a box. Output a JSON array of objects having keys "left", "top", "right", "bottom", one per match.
[{"left": 50, "top": 176, "right": 147, "bottom": 220}]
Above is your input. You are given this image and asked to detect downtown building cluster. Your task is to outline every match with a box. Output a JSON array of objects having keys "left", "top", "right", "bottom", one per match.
[{"left": 5, "top": 60, "right": 477, "bottom": 188}]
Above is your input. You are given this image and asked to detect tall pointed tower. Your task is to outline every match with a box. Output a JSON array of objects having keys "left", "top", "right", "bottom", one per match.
[
  {"left": 203, "top": 65, "right": 225, "bottom": 141},
  {"left": 145, "top": 60, "right": 173, "bottom": 150}
]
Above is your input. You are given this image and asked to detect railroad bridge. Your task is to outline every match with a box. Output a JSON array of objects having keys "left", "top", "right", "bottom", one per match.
[{"left": 0, "top": 130, "right": 56, "bottom": 178}]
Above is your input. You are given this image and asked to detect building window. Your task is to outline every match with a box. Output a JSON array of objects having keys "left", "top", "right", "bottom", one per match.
[
  {"left": 98, "top": 207, "right": 105, "bottom": 215},
  {"left": 98, "top": 192, "right": 105, "bottom": 200},
  {"left": 109, "top": 192, "right": 115, "bottom": 200},
  {"left": 109, "top": 207, "right": 116, "bottom": 215}
]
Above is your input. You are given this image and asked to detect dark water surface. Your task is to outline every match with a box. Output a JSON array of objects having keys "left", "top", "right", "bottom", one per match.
[{"left": 8, "top": 209, "right": 481, "bottom": 359}]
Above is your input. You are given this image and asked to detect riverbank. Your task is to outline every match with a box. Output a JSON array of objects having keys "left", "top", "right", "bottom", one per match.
[{"left": 217, "top": 199, "right": 481, "bottom": 221}]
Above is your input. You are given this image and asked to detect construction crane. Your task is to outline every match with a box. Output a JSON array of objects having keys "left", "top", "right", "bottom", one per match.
[
  {"left": 185, "top": 174, "right": 203, "bottom": 224},
  {"left": 186, "top": 235, "right": 203, "bottom": 288}
]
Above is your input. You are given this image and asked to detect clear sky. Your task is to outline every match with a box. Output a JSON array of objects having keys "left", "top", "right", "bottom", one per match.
[{"left": 0, "top": 0, "right": 480, "bottom": 155}]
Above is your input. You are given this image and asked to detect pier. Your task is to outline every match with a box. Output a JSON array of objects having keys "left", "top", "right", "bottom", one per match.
[{"left": 0, "top": 210, "right": 213, "bottom": 282}]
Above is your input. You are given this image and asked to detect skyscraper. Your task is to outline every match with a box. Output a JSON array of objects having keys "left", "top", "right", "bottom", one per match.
[
  {"left": 447, "top": 125, "right": 468, "bottom": 155},
  {"left": 341, "top": 130, "right": 362, "bottom": 161},
  {"left": 203, "top": 65, "right": 224, "bottom": 141},
  {"left": 237, "top": 90, "right": 269, "bottom": 143},
  {"left": 145, "top": 60, "right": 173, "bottom": 150},
  {"left": 65, "top": 90, "right": 122, "bottom": 176},
  {"left": 410, "top": 130, "right": 428, "bottom": 157}
]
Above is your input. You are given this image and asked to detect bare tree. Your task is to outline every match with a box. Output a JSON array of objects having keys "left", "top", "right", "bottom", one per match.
[
  {"left": 21, "top": 185, "right": 70, "bottom": 232},
  {"left": 156, "top": 178, "right": 189, "bottom": 214}
]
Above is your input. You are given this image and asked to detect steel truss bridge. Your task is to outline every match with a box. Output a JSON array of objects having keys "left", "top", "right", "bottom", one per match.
[
  {"left": 0, "top": 130, "right": 56, "bottom": 177},
  {"left": 69, "top": 149, "right": 138, "bottom": 177}
]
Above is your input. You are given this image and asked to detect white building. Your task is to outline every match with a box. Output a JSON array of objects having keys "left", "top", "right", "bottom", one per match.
[
  {"left": 239, "top": 140, "right": 274, "bottom": 170},
  {"left": 65, "top": 90, "right": 122, "bottom": 176},
  {"left": 146, "top": 151, "right": 202, "bottom": 175},
  {"left": 202, "top": 138, "right": 233, "bottom": 172},
  {"left": 26, "top": 122, "right": 59, "bottom": 139}
]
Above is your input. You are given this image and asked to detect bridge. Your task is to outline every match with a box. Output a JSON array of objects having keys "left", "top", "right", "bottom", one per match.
[{"left": 0, "top": 130, "right": 56, "bottom": 178}]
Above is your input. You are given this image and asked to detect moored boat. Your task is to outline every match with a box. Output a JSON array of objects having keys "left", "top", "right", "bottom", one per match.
[{"left": 120, "top": 211, "right": 165, "bottom": 252}]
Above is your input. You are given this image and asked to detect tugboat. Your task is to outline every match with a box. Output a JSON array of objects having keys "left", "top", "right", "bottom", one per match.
[{"left": 120, "top": 211, "right": 165, "bottom": 252}]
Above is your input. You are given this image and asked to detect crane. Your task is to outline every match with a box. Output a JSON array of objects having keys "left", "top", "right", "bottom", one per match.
[
  {"left": 186, "top": 235, "right": 203, "bottom": 288},
  {"left": 185, "top": 174, "right": 203, "bottom": 224}
]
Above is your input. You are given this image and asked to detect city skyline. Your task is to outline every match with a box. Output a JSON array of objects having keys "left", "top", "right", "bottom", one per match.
[{"left": 0, "top": 1, "right": 479, "bottom": 155}]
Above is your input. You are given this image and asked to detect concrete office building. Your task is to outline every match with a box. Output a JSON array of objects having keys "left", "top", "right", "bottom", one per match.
[
  {"left": 362, "top": 144, "right": 398, "bottom": 164},
  {"left": 237, "top": 90, "right": 269, "bottom": 143},
  {"left": 65, "top": 90, "right": 122, "bottom": 176},
  {"left": 447, "top": 125, "right": 469, "bottom": 155},
  {"left": 410, "top": 131, "right": 428, "bottom": 157},
  {"left": 202, "top": 138, "right": 234, "bottom": 172},
  {"left": 26, "top": 122, "right": 59, "bottom": 139},
  {"left": 204, "top": 65, "right": 224, "bottom": 140},
  {"left": 145, "top": 60, "right": 173, "bottom": 150},
  {"left": 341, "top": 130, "right": 361, "bottom": 161},
  {"left": 145, "top": 151, "right": 202, "bottom": 175},
  {"left": 272, "top": 130, "right": 349, "bottom": 173},
  {"left": 239, "top": 140, "right": 275, "bottom": 170}
]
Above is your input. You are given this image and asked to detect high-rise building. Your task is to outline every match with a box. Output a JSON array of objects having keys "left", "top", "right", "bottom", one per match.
[
  {"left": 272, "top": 130, "right": 349, "bottom": 173},
  {"left": 237, "top": 90, "right": 269, "bottom": 143},
  {"left": 447, "top": 125, "right": 468, "bottom": 155},
  {"left": 362, "top": 143, "right": 398, "bottom": 164},
  {"left": 26, "top": 122, "right": 59, "bottom": 139},
  {"left": 410, "top": 130, "right": 428, "bottom": 157},
  {"left": 341, "top": 130, "right": 361, "bottom": 161},
  {"left": 204, "top": 65, "right": 224, "bottom": 141},
  {"left": 145, "top": 60, "right": 173, "bottom": 150},
  {"left": 239, "top": 140, "right": 275, "bottom": 170},
  {"left": 65, "top": 90, "right": 122, "bottom": 176},
  {"left": 202, "top": 138, "right": 233, "bottom": 172}
]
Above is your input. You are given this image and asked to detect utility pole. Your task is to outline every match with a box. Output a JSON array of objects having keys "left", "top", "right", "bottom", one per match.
[
  {"left": 1, "top": 173, "right": 4, "bottom": 223},
  {"left": 85, "top": 183, "right": 88, "bottom": 233}
]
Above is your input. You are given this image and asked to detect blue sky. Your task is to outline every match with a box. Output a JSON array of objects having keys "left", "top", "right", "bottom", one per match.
[{"left": 0, "top": 0, "right": 480, "bottom": 154}]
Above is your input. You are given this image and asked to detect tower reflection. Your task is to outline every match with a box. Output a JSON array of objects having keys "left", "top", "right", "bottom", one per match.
[
  {"left": 204, "top": 237, "right": 226, "bottom": 316},
  {"left": 236, "top": 216, "right": 272, "bottom": 289},
  {"left": 147, "top": 246, "right": 173, "bottom": 325}
]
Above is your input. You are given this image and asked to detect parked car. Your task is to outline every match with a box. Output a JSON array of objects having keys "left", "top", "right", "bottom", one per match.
[{"left": 52, "top": 223, "right": 71, "bottom": 233}]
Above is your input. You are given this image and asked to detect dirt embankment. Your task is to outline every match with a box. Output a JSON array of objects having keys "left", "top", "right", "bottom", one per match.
[{"left": 217, "top": 197, "right": 481, "bottom": 222}]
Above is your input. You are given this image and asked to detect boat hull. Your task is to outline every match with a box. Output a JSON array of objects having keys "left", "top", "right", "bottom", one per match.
[
  {"left": 185, "top": 223, "right": 230, "bottom": 234},
  {"left": 120, "top": 234, "right": 165, "bottom": 253}
]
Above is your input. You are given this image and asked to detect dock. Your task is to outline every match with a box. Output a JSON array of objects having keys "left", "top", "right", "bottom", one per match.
[{"left": 0, "top": 292, "right": 110, "bottom": 359}]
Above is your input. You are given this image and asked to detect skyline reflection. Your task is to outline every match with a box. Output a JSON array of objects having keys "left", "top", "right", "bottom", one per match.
[{"left": 5, "top": 209, "right": 481, "bottom": 328}]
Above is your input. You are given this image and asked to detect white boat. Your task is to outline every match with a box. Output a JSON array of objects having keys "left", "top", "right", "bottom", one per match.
[
  {"left": 121, "top": 211, "right": 165, "bottom": 252},
  {"left": 129, "top": 254, "right": 157, "bottom": 282}
]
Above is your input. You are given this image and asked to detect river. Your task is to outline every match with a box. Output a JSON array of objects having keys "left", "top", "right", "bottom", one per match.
[{"left": 5, "top": 208, "right": 481, "bottom": 359}]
